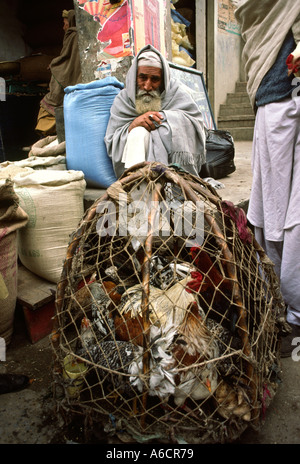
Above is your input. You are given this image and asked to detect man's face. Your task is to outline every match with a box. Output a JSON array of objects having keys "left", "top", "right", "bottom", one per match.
[
  {"left": 137, "top": 66, "right": 163, "bottom": 93},
  {"left": 135, "top": 65, "right": 163, "bottom": 114}
]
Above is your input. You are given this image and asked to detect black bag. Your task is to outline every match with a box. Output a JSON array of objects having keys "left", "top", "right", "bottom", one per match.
[{"left": 200, "top": 129, "right": 236, "bottom": 179}]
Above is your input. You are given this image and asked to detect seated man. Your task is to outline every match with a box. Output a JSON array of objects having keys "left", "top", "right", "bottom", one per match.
[{"left": 104, "top": 44, "right": 206, "bottom": 178}]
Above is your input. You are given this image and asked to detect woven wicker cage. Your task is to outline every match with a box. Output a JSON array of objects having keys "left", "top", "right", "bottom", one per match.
[{"left": 52, "top": 162, "right": 287, "bottom": 444}]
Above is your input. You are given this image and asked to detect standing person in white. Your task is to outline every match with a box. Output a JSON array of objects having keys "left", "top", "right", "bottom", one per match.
[{"left": 235, "top": 0, "right": 300, "bottom": 357}]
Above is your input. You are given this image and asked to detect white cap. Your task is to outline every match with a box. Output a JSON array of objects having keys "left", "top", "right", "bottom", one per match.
[{"left": 138, "top": 51, "right": 162, "bottom": 68}]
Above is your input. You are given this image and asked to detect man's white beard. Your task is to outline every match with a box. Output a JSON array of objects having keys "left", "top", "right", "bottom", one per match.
[{"left": 135, "top": 89, "right": 162, "bottom": 114}]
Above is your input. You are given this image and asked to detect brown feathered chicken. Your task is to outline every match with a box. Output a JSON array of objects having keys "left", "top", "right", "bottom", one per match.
[
  {"left": 102, "top": 280, "right": 122, "bottom": 305},
  {"left": 72, "top": 279, "right": 122, "bottom": 345},
  {"left": 114, "top": 312, "right": 145, "bottom": 346},
  {"left": 126, "top": 301, "right": 220, "bottom": 408},
  {"left": 115, "top": 270, "right": 205, "bottom": 345},
  {"left": 213, "top": 380, "right": 251, "bottom": 422},
  {"left": 170, "top": 302, "right": 219, "bottom": 406},
  {"left": 190, "top": 246, "right": 232, "bottom": 292},
  {"left": 72, "top": 275, "right": 121, "bottom": 312},
  {"left": 190, "top": 246, "right": 238, "bottom": 332},
  {"left": 72, "top": 272, "right": 97, "bottom": 310}
]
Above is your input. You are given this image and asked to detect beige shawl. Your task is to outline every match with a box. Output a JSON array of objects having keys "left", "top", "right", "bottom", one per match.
[{"left": 235, "top": 0, "right": 300, "bottom": 108}]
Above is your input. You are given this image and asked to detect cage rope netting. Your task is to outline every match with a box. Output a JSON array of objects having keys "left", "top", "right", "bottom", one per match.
[{"left": 51, "top": 162, "right": 289, "bottom": 444}]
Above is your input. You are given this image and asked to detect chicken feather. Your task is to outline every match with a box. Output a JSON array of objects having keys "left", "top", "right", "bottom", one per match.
[
  {"left": 170, "top": 302, "right": 219, "bottom": 405},
  {"left": 118, "top": 271, "right": 205, "bottom": 333},
  {"left": 77, "top": 317, "right": 177, "bottom": 400}
]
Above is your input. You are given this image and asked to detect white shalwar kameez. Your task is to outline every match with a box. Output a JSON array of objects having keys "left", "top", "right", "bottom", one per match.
[{"left": 248, "top": 95, "right": 300, "bottom": 326}]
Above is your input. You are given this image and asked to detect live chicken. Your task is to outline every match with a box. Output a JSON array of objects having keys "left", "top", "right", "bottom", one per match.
[
  {"left": 129, "top": 323, "right": 178, "bottom": 402},
  {"left": 73, "top": 280, "right": 122, "bottom": 343},
  {"left": 190, "top": 246, "right": 238, "bottom": 332},
  {"left": 77, "top": 317, "right": 177, "bottom": 401},
  {"left": 206, "top": 317, "right": 243, "bottom": 378},
  {"left": 85, "top": 282, "right": 116, "bottom": 339},
  {"left": 117, "top": 270, "right": 205, "bottom": 338},
  {"left": 213, "top": 380, "right": 251, "bottom": 422},
  {"left": 74, "top": 261, "right": 244, "bottom": 413},
  {"left": 170, "top": 302, "right": 219, "bottom": 406},
  {"left": 78, "top": 318, "right": 141, "bottom": 398},
  {"left": 149, "top": 256, "right": 197, "bottom": 290}
]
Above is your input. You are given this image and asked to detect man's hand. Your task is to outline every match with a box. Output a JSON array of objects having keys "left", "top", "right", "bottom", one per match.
[
  {"left": 128, "top": 111, "right": 164, "bottom": 132},
  {"left": 287, "top": 42, "right": 300, "bottom": 77}
]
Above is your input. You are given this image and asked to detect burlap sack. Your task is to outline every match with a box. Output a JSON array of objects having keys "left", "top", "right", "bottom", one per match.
[
  {"left": 0, "top": 180, "right": 29, "bottom": 344},
  {"left": 29, "top": 136, "right": 66, "bottom": 157},
  {"left": 0, "top": 165, "right": 34, "bottom": 180},
  {"left": 1, "top": 156, "right": 66, "bottom": 171},
  {"left": 14, "top": 170, "right": 86, "bottom": 283}
]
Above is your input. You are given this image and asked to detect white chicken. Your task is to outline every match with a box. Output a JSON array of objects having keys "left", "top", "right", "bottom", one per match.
[
  {"left": 128, "top": 301, "right": 221, "bottom": 409},
  {"left": 170, "top": 302, "right": 220, "bottom": 407},
  {"left": 118, "top": 270, "right": 205, "bottom": 336},
  {"left": 77, "top": 317, "right": 178, "bottom": 401},
  {"left": 129, "top": 323, "right": 178, "bottom": 401}
]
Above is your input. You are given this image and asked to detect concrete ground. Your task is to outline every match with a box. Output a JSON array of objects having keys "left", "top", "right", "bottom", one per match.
[
  {"left": 0, "top": 141, "right": 300, "bottom": 445},
  {"left": 218, "top": 140, "right": 253, "bottom": 207}
]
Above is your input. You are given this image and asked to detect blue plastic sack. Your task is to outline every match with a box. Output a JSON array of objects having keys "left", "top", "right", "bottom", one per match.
[
  {"left": 64, "top": 77, "right": 124, "bottom": 188},
  {"left": 170, "top": 9, "right": 191, "bottom": 27}
]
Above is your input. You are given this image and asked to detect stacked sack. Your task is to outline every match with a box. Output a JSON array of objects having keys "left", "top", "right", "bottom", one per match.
[
  {"left": 0, "top": 163, "right": 85, "bottom": 347},
  {"left": 0, "top": 156, "right": 66, "bottom": 172},
  {"left": 0, "top": 162, "right": 86, "bottom": 285},
  {"left": 0, "top": 136, "right": 67, "bottom": 173},
  {"left": 0, "top": 76, "right": 124, "bottom": 340},
  {"left": 14, "top": 169, "right": 86, "bottom": 283},
  {"left": 28, "top": 135, "right": 67, "bottom": 170},
  {"left": 170, "top": 3, "right": 195, "bottom": 67},
  {"left": 0, "top": 179, "right": 28, "bottom": 345}
]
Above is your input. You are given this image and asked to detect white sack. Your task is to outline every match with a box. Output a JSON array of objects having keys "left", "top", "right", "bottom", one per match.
[
  {"left": 14, "top": 170, "right": 86, "bottom": 283},
  {"left": 29, "top": 136, "right": 66, "bottom": 157}
]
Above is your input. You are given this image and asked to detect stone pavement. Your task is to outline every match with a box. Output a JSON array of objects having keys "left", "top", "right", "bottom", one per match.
[{"left": 218, "top": 140, "right": 252, "bottom": 207}]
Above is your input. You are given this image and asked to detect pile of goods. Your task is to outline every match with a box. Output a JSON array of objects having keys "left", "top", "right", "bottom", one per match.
[
  {"left": 170, "top": 3, "right": 195, "bottom": 68},
  {"left": 52, "top": 162, "right": 287, "bottom": 444},
  {"left": 0, "top": 160, "right": 86, "bottom": 284}
]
